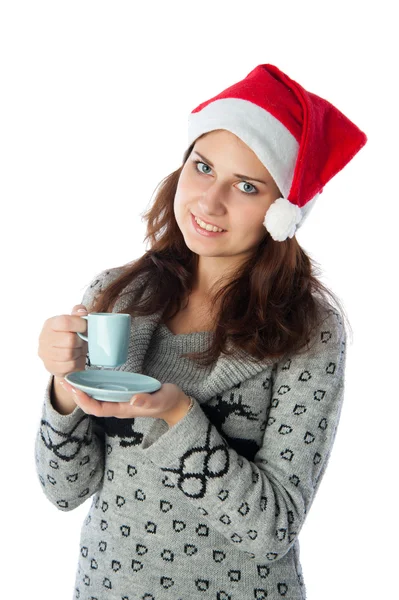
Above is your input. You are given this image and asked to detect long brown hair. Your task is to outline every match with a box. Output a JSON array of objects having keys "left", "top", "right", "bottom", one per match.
[{"left": 89, "top": 142, "right": 351, "bottom": 367}]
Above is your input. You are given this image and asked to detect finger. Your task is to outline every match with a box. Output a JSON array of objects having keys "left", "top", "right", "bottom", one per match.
[
  {"left": 69, "top": 386, "right": 136, "bottom": 418},
  {"left": 66, "top": 386, "right": 105, "bottom": 416},
  {"left": 76, "top": 396, "right": 105, "bottom": 417},
  {"left": 99, "top": 395, "right": 160, "bottom": 418},
  {"left": 50, "top": 314, "right": 85, "bottom": 333},
  {"left": 98, "top": 396, "right": 152, "bottom": 418},
  {"left": 48, "top": 346, "right": 85, "bottom": 362},
  {"left": 72, "top": 305, "right": 88, "bottom": 313},
  {"left": 62, "top": 382, "right": 159, "bottom": 418},
  {"left": 47, "top": 332, "right": 87, "bottom": 355},
  {"left": 125, "top": 394, "right": 164, "bottom": 417}
]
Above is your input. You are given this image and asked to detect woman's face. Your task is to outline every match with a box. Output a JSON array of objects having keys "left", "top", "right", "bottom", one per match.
[{"left": 174, "top": 129, "right": 282, "bottom": 261}]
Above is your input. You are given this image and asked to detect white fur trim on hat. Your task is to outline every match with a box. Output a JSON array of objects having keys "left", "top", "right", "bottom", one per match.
[
  {"left": 264, "top": 196, "right": 302, "bottom": 242},
  {"left": 188, "top": 98, "right": 299, "bottom": 200}
]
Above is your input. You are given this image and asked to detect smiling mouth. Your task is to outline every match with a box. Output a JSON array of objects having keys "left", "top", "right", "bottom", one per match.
[{"left": 192, "top": 213, "right": 227, "bottom": 232}]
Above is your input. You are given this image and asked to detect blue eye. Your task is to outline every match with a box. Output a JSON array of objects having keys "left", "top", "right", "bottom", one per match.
[
  {"left": 194, "top": 160, "right": 212, "bottom": 175},
  {"left": 236, "top": 181, "right": 257, "bottom": 194},
  {"left": 192, "top": 160, "right": 258, "bottom": 195}
]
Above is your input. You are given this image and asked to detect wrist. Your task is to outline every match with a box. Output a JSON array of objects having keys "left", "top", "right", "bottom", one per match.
[
  {"left": 51, "top": 376, "right": 77, "bottom": 415},
  {"left": 162, "top": 394, "right": 194, "bottom": 427}
]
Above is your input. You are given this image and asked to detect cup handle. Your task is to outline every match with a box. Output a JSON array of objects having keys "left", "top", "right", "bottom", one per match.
[{"left": 77, "top": 315, "right": 88, "bottom": 342}]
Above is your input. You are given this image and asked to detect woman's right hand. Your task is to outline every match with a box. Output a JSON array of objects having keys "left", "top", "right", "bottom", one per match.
[{"left": 38, "top": 305, "right": 89, "bottom": 380}]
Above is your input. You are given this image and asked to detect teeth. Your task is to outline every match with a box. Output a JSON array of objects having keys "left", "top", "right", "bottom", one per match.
[{"left": 194, "top": 216, "right": 224, "bottom": 233}]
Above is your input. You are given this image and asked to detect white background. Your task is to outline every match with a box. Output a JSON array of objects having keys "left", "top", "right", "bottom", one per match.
[{"left": 1, "top": 1, "right": 397, "bottom": 598}]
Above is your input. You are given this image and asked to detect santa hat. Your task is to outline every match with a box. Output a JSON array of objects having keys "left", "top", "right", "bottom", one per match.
[{"left": 185, "top": 64, "right": 367, "bottom": 242}]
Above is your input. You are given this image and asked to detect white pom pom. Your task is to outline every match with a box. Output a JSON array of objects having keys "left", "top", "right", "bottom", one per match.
[{"left": 264, "top": 197, "right": 302, "bottom": 242}]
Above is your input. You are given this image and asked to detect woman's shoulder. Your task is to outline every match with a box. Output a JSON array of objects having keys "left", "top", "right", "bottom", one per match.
[
  {"left": 81, "top": 266, "right": 147, "bottom": 310},
  {"left": 305, "top": 303, "right": 347, "bottom": 358}
]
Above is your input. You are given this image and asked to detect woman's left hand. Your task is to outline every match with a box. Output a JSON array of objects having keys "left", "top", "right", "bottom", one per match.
[{"left": 58, "top": 380, "right": 191, "bottom": 426}]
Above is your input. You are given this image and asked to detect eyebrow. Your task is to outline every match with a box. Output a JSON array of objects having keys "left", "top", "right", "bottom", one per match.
[{"left": 193, "top": 151, "right": 269, "bottom": 185}]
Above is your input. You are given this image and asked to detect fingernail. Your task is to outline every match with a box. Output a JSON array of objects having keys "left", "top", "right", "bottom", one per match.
[
  {"left": 71, "top": 387, "right": 77, "bottom": 394},
  {"left": 77, "top": 309, "right": 87, "bottom": 313},
  {"left": 130, "top": 396, "right": 144, "bottom": 406}
]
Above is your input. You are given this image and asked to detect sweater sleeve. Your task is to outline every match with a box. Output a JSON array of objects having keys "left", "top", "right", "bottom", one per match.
[
  {"left": 34, "top": 267, "right": 123, "bottom": 511},
  {"left": 34, "top": 375, "right": 105, "bottom": 511},
  {"left": 141, "top": 309, "right": 347, "bottom": 561}
]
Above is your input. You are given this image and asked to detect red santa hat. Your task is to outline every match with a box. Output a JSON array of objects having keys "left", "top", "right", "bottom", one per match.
[{"left": 185, "top": 64, "right": 367, "bottom": 242}]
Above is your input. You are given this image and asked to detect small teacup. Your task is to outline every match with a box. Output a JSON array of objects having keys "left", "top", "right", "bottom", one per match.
[{"left": 77, "top": 313, "right": 131, "bottom": 368}]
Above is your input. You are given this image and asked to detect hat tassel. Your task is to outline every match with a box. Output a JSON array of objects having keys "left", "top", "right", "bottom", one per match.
[{"left": 264, "top": 196, "right": 302, "bottom": 242}]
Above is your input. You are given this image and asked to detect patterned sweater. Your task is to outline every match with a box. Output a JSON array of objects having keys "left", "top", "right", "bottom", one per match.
[{"left": 35, "top": 267, "right": 347, "bottom": 600}]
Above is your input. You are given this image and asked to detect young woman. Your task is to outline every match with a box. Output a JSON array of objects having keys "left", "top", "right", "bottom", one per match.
[{"left": 35, "top": 64, "right": 367, "bottom": 599}]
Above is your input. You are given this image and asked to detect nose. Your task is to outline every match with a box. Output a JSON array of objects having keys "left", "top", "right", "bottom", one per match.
[{"left": 199, "top": 180, "right": 228, "bottom": 214}]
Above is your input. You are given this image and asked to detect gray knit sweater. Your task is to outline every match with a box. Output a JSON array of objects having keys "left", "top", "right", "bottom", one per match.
[{"left": 35, "top": 267, "right": 347, "bottom": 600}]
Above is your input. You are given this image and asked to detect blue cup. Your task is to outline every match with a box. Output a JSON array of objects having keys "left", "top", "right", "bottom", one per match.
[{"left": 77, "top": 313, "right": 131, "bottom": 368}]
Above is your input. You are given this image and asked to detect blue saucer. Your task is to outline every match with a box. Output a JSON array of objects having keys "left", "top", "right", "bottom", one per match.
[{"left": 64, "top": 371, "right": 162, "bottom": 402}]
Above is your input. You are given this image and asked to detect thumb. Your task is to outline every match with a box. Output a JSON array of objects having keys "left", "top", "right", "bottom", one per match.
[{"left": 72, "top": 305, "right": 88, "bottom": 314}]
